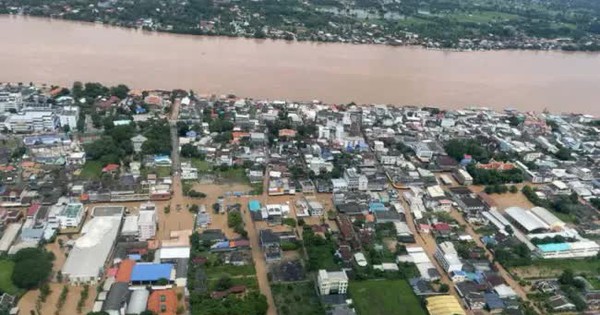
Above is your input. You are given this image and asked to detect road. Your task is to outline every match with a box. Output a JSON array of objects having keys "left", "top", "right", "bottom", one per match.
[
  {"left": 396, "top": 192, "right": 468, "bottom": 311},
  {"left": 235, "top": 165, "right": 276, "bottom": 315},
  {"left": 447, "top": 209, "right": 543, "bottom": 314}
]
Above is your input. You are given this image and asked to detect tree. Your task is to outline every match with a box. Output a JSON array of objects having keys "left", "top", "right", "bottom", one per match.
[
  {"left": 189, "top": 204, "right": 200, "bottom": 213},
  {"left": 180, "top": 143, "right": 201, "bottom": 158},
  {"left": 559, "top": 269, "right": 575, "bottom": 285},
  {"left": 509, "top": 185, "right": 518, "bottom": 193},
  {"left": 227, "top": 211, "right": 243, "bottom": 228},
  {"left": 11, "top": 248, "right": 54, "bottom": 289},
  {"left": 283, "top": 218, "right": 297, "bottom": 227},
  {"left": 439, "top": 283, "right": 449, "bottom": 292},
  {"left": 139, "top": 311, "right": 155, "bottom": 315},
  {"left": 215, "top": 276, "right": 233, "bottom": 291},
  {"left": 109, "top": 84, "right": 130, "bottom": 99},
  {"left": 63, "top": 124, "right": 71, "bottom": 133}
]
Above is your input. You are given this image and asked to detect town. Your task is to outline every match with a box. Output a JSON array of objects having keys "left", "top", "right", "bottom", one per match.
[{"left": 0, "top": 81, "right": 598, "bottom": 315}]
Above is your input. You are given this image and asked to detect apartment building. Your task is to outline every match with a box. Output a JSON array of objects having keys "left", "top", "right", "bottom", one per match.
[
  {"left": 434, "top": 241, "right": 463, "bottom": 273},
  {"left": 317, "top": 269, "right": 349, "bottom": 295}
]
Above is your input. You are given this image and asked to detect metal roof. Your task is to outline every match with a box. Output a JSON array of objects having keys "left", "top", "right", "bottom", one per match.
[
  {"left": 130, "top": 263, "right": 173, "bottom": 282},
  {"left": 505, "top": 207, "right": 549, "bottom": 232}
]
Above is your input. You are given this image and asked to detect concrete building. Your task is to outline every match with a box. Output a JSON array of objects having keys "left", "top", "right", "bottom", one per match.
[
  {"left": 344, "top": 168, "right": 368, "bottom": 191},
  {"left": 55, "top": 203, "right": 85, "bottom": 229},
  {"left": 434, "top": 241, "right": 463, "bottom": 273},
  {"left": 453, "top": 169, "right": 473, "bottom": 185},
  {"left": 317, "top": 270, "right": 348, "bottom": 295},
  {"left": 138, "top": 202, "right": 157, "bottom": 241},
  {"left": 0, "top": 92, "right": 22, "bottom": 112},
  {"left": 4, "top": 111, "right": 60, "bottom": 133},
  {"left": 58, "top": 106, "right": 79, "bottom": 129}
]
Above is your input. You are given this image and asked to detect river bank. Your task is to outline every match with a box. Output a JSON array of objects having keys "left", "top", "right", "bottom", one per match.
[{"left": 1, "top": 15, "right": 599, "bottom": 115}]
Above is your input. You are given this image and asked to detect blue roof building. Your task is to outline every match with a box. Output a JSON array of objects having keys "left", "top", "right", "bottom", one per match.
[
  {"left": 130, "top": 263, "right": 173, "bottom": 283},
  {"left": 369, "top": 202, "right": 387, "bottom": 212},
  {"left": 249, "top": 200, "right": 261, "bottom": 212}
]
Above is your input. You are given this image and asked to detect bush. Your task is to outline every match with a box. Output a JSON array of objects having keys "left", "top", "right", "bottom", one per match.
[
  {"left": 281, "top": 241, "right": 300, "bottom": 251},
  {"left": 283, "top": 218, "right": 297, "bottom": 227},
  {"left": 188, "top": 190, "right": 207, "bottom": 198}
]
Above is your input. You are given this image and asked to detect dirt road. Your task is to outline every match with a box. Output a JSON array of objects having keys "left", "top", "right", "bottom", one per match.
[{"left": 397, "top": 193, "right": 466, "bottom": 308}]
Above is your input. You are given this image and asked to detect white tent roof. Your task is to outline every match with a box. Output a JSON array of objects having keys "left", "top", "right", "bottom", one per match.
[{"left": 505, "top": 207, "right": 549, "bottom": 232}]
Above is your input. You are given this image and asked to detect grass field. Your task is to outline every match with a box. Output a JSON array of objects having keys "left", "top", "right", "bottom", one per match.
[
  {"left": 349, "top": 280, "right": 426, "bottom": 315},
  {"left": 190, "top": 158, "right": 212, "bottom": 173},
  {"left": 0, "top": 260, "right": 19, "bottom": 295},
  {"left": 271, "top": 281, "right": 324, "bottom": 315},
  {"left": 79, "top": 160, "right": 103, "bottom": 179},
  {"left": 511, "top": 258, "right": 600, "bottom": 279},
  {"left": 218, "top": 168, "right": 249, "bottom": 183}
]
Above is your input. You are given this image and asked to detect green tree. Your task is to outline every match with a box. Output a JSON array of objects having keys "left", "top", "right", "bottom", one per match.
[
  {"left": 109, "top": 84, "right": 130, "bottom": 99},
  {"left": 11, "top": 248, "right": 54, "bottom": 289}
]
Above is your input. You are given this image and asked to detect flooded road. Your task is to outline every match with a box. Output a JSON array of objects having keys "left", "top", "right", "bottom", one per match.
[{"left": 1, "top": 15, "right": 599, "bottom": 115}]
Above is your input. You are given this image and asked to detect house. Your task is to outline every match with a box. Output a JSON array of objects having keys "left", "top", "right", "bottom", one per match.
[
  {"left": 259, "top": 229, "right": 281, "bottom": 262},
  {"left": 453, "top": 169, "right": 473, "bottom": 185},
  {"left": 317, "top": 270, "right": 348, "bottom": 295},
  {"left": 547, "top": 294, "right": 576, "bottom": 312},
  {"left": 147, "top": 289, "right": 177, "bottom": 315},
  {"left": 343, "top": 168, "right": 367, "bottom": 191},
  {"left": 131, "top": 135, "right": 148, "bottom": 153},
  {"left": 434, "top": 242, "right": 463, "bottom": 273}
]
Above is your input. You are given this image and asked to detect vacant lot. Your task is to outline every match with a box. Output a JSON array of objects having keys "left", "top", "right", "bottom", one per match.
[
  {"left": 511, "top": 258, "right": 600, "bottom": 279},
  {"left": 349, "top": 280, "right": 426, "bottom": 315},
  {"left": 0, "top": 260, "right": 18, "bottom": 295},
  {"left": 271, "top": 281, "right": 324, "bottom": 315}
]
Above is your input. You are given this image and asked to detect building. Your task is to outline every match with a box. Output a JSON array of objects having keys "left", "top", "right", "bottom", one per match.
[
  {"left": 138, "top": 202, "right": 157, "bottom": 241},
  {"left": 62, "top": 214, "right": 122, "bottom": 284},
  {"left": 536, "top": 241, "right": 600, "bottom": 259},
  {"left": 344, "top": 168, "right": 368, "bottom": 191},
  {"left": 125, "top": 289, "right": 149, "bottom": 315},
  {"left": 4, "top": 111, "right": 60, "bottom": 133},
  {"left": 317, "top": 270, "right": 348, "bottom": 295},
  {"left": 425, "top": 295, "right": 465, "bottom": 315},
  {"left": 147, "top": 289, "right": 177, "bottom": 315},
  {"left": 453, "top": 169, "right": 473, "bottom": 185},
  {"left": 130, "top": 263, "right": 174, "bottom": 285},
  {"left": 0, "top": 91, "right": 22, "bottom": 112},
  {"left": 55, "top": 202, "right": 85, "bottom": 229},
  {"left": 58, "top": 106, "right": 79, "bottom": 129},
  {"left": 434, "top": 241, "right": 463, "bottom": 273},
  {"left": 504, "top": 206, "right": 549, "bottom": 233},
  {"left": 131, "top": 135, "right": 148, "bottom": 153}
]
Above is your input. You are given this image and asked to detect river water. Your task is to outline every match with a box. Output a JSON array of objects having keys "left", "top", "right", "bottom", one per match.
[{"left": 1, "top": 15, "right": 599, "bottom": 115}]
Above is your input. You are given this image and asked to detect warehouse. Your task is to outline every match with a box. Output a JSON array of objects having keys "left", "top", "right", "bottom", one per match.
[
  {"left": 62, "top": 215, "right": 122, "bottom": 284},
  {"left": 529, "top": 207, "right": 565, "bottom": 230},
  {"left": 504, "top": 207, "right": 549, "bottom": 233},
  {"left": 130, "top": 263, "right": 174, "bottom": 285}
]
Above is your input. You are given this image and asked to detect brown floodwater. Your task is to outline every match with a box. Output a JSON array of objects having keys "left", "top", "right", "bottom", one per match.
[{"left": 1, "top": 15, "right": 599, "bottom": 115}]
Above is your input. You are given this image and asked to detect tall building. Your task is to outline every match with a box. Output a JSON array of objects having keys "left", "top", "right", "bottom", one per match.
[
  {"left": 0, "top": 92, "right": 22, "bottom": 112},
  {"left": 434, "top": 241, "right": 463, "bottom": 273},
  {"left": 317, "top": 270, "right": 348, "bottom": 295},
  {"left": 138, "top": 202, "right": 157, "bottom": 241},
  {"left": 4, "top": 110, "right": 60, "bottom": 133}
]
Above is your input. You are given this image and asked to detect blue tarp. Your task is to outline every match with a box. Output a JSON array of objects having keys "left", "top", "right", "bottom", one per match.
[
  {"left": 130, "top": 263, "right": 173, "bottom": 282},
  {"left": 369, "top": 202, "right": 387, "bottom": 212},
  {"left": 128, "top": 254, "right": 142, "bottom": 261}
]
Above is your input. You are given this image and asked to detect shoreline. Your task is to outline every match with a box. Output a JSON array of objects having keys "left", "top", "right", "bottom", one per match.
[
  {"left": 4, "top": 13, "right": 600, "bottom": 55},
  {"left": 3, "top": 81, "right": 596, "bottom": 118}
]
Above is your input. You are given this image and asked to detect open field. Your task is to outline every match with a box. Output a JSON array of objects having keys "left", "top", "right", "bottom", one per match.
[
  {"left": 271, "top": 281, "right": 324, "bottom": 315},
  {"left": 511, "top": 258, "right": 600, "bottom": 279},
  {"left": 349, "top": 280, "right": 426, "bottom": 315},
  {"left": 0, "top": 260, "right": 18, "bottom": 295}
]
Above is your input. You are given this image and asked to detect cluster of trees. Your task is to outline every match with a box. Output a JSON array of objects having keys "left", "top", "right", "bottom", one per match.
[
  {"left": 522, "top": 186, "right": 582, "bottom": 217},
  {"left": 591, "top": 198, "right": 600, "bottom": 210},
  {"left": 11, "top": 248, "right": 54, "bottom": 289},
  {"left": 444, "top": 139, "right": 491, "bottom": 162},
  {"left": 490, "top": 242, "right": 531, "bottom": 267},
  {"left": 84, "top": 124, "right": 135, "bottom": 165},
  {"left": 227, "top": 211, "right": 247, "bottom": 238},
  {"left": 467, "top": 164, "right": 524, "bottom": 185},
  {"left": 139, "top": 119, "right": 172, "bottom": 155},
  {"left": 558, "top": 269, "right": 588, "bottom": 311},
  {"left": 484, "top": 184, "right": 518, "bottom": 194},
  {"left": 531, "top": 235, "right": 576, "bottom": 245},
  {"left": 188, "top": 291, "right": 268, "bottom": 315},
  {"left": 302, "top": 227, "right": 338, "bottom": 271}
]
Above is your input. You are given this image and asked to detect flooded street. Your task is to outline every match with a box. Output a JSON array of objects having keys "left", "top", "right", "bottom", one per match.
[{"left": 1, "top": 15, "right": 600, "bottom": 115}]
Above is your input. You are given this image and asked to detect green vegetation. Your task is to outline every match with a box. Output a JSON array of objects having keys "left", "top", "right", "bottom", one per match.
[
  {"left": 466, "top": 164, "right": 524, "bottom": 185},
  {"left": 444, "top": 138, "right": 491, "bottom": 162},
  {"left": 6, "top": 0, "right": 600, "bottom": 51},
  {"left": 302, "top": 227, "right": 339, "bottom": 271},
  {"left": 522, "top": 186, "right": 579, "bottom": 223},
  {"left": 490, "top": 242, "right": 531, "bottom": 268},
  {"left": 349, "top": 280, "right": 426, "bottom": 315},
  {"left": 0, "top": 260, "right": 18, "bottom": 295},
  {"left": 190, "top": 158, "right": 212, "bottom": 172},
  {"left": 271, "top": 282, "right": 325, "bottom": 315},
  {"left": 11, "top": 248, "right": 54, "bottom": 290},
  {"left": 227, "top": 211, "right": 247, "bottom": 238}
]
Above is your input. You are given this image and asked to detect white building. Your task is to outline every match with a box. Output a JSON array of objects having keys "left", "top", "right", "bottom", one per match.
[
  {"left": 5, "top": 111, "right": 60, "bottom": 133},
  {"left": 62, "top": 215, "right": 122, "bottom": 284},
  {"left": 55, "top": 203, "right": 86, "bottom": 229},
  {"left": 0, "top": 91, "right": 22, "bottom": 112},
  {"left": 344, "top": 168, "right": 368, "bottom": 191},
  {"left": 58, "top": 106, "right": 79, "bottom": 129},
  {"left": 138, "top": 202, "right": 157, "bottom": 241},
  {"left": 317, "top": 270, "right": 348, "bottom": 295},
  {"left": 331, "top": 178, "right": 348, "bottom": 192},
  {"left": 434, "top": 241, "right": 463, "bottom": 273}
]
